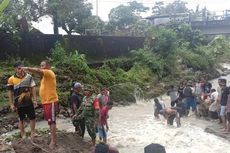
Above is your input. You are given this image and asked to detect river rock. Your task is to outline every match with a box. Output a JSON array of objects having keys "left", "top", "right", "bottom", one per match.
[
  {"left": 7, "top": 125, "right": 14, "bottom": 131},
  {"left": 144, "top": 143, "right": 166, "bottom": 153},
  {"left": 1, "top": 127, "right": 7, "bottom": 133},
  {"left": 204, "top": 127, "right": 228, "bottom": 139},
  {"left": 0, "top": 141, "right": 14, "bottom": 153},
  {"left": 13, "top": 123, "right": 18, "bottom": 129}
]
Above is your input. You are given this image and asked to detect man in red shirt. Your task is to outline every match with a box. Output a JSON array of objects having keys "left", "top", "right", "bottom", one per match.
[{"left": 98, "top": 101, "right": 113, "bottom": 143}]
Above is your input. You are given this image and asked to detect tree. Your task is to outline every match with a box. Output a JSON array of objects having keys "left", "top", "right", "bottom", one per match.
[
  {"left": 22, "top": 0, "right": 46, "bottom": 21},
  {"left": 166, "top": 22, "right": 208, "bottom": 48},
  {"left": 0, "top": 0, "right": 22, "bottom": 34},
  {"left": 46, "top": 0, "right": 92, "bottom": 35},
  {"left": 108, "top": 5, "right": 137, "bottom": 31},
  {"left": 80, "top": 15, "right": 105, "bottom": 35},
  {"left": 152, "top": 0, "right": 188, "bottom": 15},
  {"left": 17, "top": 0, "right": 92, "bottom": 34},
  {"left": 107, "top": 1, "right": 149, "bottom": 33},
  {"left": 152, "top": 1, "right": 165, "bottom": 15},
  {"left": 146, "top": 27, "right": 178, "bottom": 57},
  {"left": 128, "top": 1, "right": 149, "bottom": 15}
]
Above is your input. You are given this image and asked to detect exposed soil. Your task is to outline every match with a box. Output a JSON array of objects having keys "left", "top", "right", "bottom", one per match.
[{"left": 12, "top": 132, "right": 93, "bottom": 153}]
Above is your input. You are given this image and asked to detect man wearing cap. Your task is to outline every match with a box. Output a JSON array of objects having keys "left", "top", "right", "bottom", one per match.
[
  {"left": 70, "top": 82, "right": 85, "bottom": 136},
  {"left": 70, "top": 82, "right": 83, "bottom": 115},
  {"left": 22, "top": 60, "right": 58, "bottom": 149},
  {"left": 7, "top": 61, "right": 37, "bottom": 139}
]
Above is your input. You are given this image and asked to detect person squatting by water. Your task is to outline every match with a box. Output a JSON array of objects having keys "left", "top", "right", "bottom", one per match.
[
  {"left": 7, "top": 62, "right": 37, "bottom": 140},
  {"left": 72, "top": 85, "right": 99, "bottom": 145},
  {"left": 153, "top": 98, "right": 181, "bottom": 127},
  {"left": 22, "top": 60, "right": 59, "bottom": 149}
]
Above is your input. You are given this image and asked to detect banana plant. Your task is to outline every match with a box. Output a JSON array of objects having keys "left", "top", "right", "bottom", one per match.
[{"left": 0, "top": 0, "right": 10, "bottom": 14}]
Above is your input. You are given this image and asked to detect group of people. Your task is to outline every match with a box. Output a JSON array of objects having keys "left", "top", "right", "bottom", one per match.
[
  {"left": 70, "top": 83, "right": 113, "bottom": 145},
  {"left": 6, "top": 60, "right": 118, "bottom": 152},
  {"left": 157, "top": 76, "right": 230, "bottom": 133}
]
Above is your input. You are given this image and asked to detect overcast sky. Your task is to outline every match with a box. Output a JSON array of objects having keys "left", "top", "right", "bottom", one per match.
[{"left": 32, "top": 0, "right": 230, "bottom": 34}]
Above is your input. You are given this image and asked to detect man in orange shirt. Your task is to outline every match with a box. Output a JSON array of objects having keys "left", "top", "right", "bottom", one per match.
[{"left": 22, "top": 60, "right": 58, "bottom": 149}]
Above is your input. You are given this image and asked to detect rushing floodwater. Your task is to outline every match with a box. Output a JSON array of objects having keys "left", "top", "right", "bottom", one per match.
[{"left": 108, "top": 99, "right": 230, "bottom": 153}]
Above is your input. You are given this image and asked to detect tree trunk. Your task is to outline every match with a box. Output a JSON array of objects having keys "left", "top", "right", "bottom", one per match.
[{"left": 53, "top": 10, "right": 59, "bottom": 34}]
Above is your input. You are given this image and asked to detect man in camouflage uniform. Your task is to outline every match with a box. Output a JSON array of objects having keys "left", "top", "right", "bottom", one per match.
[{"left": 72, "top": 85, "right": 98, "bottom": 145}]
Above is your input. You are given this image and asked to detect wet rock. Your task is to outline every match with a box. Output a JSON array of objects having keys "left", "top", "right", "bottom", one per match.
[
  {"left": 1, "top": 127, "right": 7, "bottom": 133},
  {"left": 13, "top": 123, "right": 18, "bottom": 129},
  {"left": 0, "top": 106, "right": 10, "bottom": 116},
  {"left": 0, "top": 140, "right": 14, "bottom": 153},
  {"left": 59, "top": 108, "right": 68, "bottom": 116},
  {"left": 144, "top": 143, "right": 166, "bottom": 153},
  {"left": 7, "top": 125, "right": 13, "bottom": 131},
  {"left": 204, "top": 127, "right": 228, "bottom": 139}
]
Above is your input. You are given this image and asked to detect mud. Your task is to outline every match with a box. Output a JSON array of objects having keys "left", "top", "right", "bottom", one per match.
[{"left": 12, "top": 132, "right": 93, "bottom": 153}]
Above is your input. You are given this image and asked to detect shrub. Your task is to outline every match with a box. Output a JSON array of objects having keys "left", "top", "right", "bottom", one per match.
[{"left": 131, "top": 48, "right": 165, "bottom": 78}]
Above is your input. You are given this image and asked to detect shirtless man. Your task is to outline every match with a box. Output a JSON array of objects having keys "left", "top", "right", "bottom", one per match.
[{"left": 154, "top": 98, "right": 180, "bottom": 127}]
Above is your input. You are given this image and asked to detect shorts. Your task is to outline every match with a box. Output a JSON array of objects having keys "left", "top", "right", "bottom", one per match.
[
  {"left": 17, "top": 105, "right": 36, "bottom": 121},
  {"left": 220, "top": 106, "right": 226, "bottom": 117},
  {"left": 227, "top": 112, "right": 230, "bottom": 122},
  {"left": 97, "top": 125, "right": 107, "bottom": 139},
  {"left": 42, "top": 102, "right": 58, "bottom": 125},
  {"left": 184, "top": 98, "right": 196, "bottom": 111}
]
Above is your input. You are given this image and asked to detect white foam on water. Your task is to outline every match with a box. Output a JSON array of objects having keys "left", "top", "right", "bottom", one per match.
[{"left": 108, "top": 102, "right": 230, "bottom": 153}]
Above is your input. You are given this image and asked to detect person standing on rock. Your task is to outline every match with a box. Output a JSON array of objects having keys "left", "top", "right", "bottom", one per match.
[
  {"left": 7, "top": 62, "right": 37, "bottom": 139},
  {"left": 22, "top": 60, "right": 58, "bottom": 149}
]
